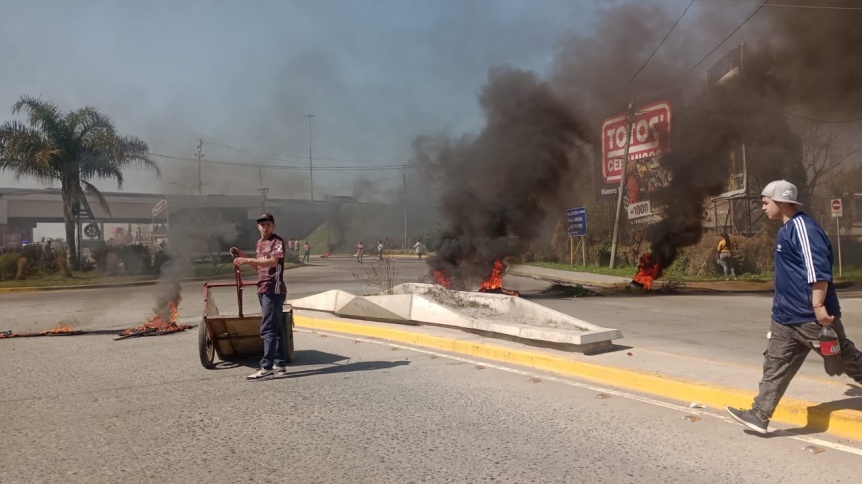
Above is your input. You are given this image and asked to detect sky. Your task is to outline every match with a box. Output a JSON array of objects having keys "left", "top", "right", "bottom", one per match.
[
  {"left": 7, "top": 0, "right": 855, "bottom": 243},
  {"left": 0, "top": 0, "right": 602, "bottom": 199}
]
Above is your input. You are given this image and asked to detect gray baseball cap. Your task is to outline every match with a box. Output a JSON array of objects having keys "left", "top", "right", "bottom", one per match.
[{"left": 761, "top": 180, "right": 802, "bottom": 205}]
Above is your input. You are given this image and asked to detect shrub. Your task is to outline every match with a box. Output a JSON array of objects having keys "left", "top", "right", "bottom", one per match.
[
  {"left": 117, "top": 244, "right": 152, "bottom": 274},
  {"left": 53, "top": 244, "right": 72, "bottom": 277},
  {"left": 88, "top": 241, "right": 111, "bottom": 271},
  {"left": 284, "top": 250, "right": 300, "bottom": 265},
  {"left": 20, "top": 244, "right": 44, "bottom": 274},
  {"left": 16, "top": 257, "right": 27, "bottom": 280},
  {"left": 0, "top": 252, "right": 20, "bottom": 280}
]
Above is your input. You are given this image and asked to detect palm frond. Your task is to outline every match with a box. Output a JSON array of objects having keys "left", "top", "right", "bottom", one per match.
[
  {"left": 71, "top": 107, "right": 115, "bottom": 143},
  {"left": 117, "top": 135, "right": 160, "bottom": 178},
  {"left": 81, "top": 180, "right": 111, "bottom": 215},
  {"left": 0, "top": 121, "right": 56, "bottom": 182},
  {"left": 11, "top": 95, "right": 65, "bottom": 140}
]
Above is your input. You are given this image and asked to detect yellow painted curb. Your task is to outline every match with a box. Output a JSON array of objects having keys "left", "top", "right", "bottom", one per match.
[{"left": 296, "top": 314, "right": 862, "bottom": 441}]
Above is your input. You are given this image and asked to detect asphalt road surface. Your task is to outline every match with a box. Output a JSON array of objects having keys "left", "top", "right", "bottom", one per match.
[
  {"left": 3, "top": 257, "right": 862, "bottom": 482},
  {"left": 4, "top": 324, "right": 862, "bottom": 484}
]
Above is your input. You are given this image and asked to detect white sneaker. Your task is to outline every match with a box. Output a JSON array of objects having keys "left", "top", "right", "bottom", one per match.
[
  {"left": 246, "top": 368, "right": 273, "bottom": 381},
  {"left": 273, "top": 365, "right": 287, "bottom": 377}
]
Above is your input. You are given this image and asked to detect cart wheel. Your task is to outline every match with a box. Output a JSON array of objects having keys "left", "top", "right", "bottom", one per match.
[
  {"left": 284, "top": 310, "right": 295, "bottom": 364},
  {"left": 198, "top": 317, "right": 215, "bottom": 369}
]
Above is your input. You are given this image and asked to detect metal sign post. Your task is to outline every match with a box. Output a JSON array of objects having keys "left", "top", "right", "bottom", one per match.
[{"left": 831, "top": 199, "right": 843, "bottom": 278}]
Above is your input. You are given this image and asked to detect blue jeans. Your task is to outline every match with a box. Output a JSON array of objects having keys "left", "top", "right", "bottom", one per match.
[{"left": 258, "top": 293, "right": 287, "bottom": 370}]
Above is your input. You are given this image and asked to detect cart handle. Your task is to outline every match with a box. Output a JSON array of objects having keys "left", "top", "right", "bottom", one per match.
[{"left": 235, "top": 266, "right": 244, "bottom": 317}]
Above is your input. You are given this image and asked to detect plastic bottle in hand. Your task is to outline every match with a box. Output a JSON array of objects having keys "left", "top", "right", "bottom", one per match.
[{"left": 819, "top": 324, "right": 844, "bottom": 377}]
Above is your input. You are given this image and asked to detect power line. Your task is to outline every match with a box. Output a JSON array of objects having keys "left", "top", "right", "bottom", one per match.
[
  {"left": 627, "top": 0, "right": 695, "bottom": 87},
  {"left": 782, "top": 112, "right": 862, "bottom": 123},
  {"left": 149, "top": 152, "right": 414, "bottom": 171},
  {"left": 203, "top": 138, "right": 411, "bottom": 165},
  {"left": 680, "top": 0, "right": 769, "bottom": 80},
  {"left": 694, "top": 0, "right": 862, "bottom": 10}
]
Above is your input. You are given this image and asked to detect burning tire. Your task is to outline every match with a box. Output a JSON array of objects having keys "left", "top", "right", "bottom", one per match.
[{"left": 198, "top": 317, "right": 215, "bottom": 369}]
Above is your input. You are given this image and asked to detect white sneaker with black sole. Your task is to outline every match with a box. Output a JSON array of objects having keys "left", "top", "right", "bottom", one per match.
[
  {"left": 247, "top": 368, "right": 274, "bottom": 381},
  {"left": 273, "top": 365, "right": 287, "bottom": 377}
]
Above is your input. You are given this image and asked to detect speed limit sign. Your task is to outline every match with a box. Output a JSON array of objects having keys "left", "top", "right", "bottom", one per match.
[{"left": 831, "top": 199, "right": 843, "bottom": 218}]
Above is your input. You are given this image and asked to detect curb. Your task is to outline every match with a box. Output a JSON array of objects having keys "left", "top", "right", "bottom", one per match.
[{"left": 295, "top": 314, "right": 862, "bottom": 441}]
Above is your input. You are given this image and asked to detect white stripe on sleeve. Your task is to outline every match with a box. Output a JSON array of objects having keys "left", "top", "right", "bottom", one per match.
[{"left": 793, "top": 217, "right": 816, "bottom": 283}]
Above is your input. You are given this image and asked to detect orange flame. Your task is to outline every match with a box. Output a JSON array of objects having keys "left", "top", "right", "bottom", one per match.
[
  {"left": 121, "top": 302, "right": 186, "bottom": 335},
  {"left": 633, "top": 253, "right": 662, "bottom": 290},
  {"left": 480, "top": 260, "right": 505, "bottom": 291},
  {"left": 0, "top": 325, "right": 77, "bottom": 339},
  {"left": 479, "top": 261, "right": 520, "bottom": 296},
  {"left": 433, "top": 270, "right": 451, "bottom": 288}
]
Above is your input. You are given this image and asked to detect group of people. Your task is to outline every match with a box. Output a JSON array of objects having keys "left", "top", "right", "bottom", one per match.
[
  {"left": 353, "top": 240, "right": 382, "bottom": 264},
  {"left": 232, "top": 180, "right": 862, "bottom": 440},
  {"left": 287, "top": 237, "right": 310, "bottom": 263},
  {"left": 353, "top": 239, "right": 425, "bottom": 264}
]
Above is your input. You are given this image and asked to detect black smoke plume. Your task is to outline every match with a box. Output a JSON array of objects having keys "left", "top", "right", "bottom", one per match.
[
  {"left": 554, "top": 1, "right": 862, "bottom": 269},
  {"left": 415, "top": 67, "right": 587, "bottom": 287}
]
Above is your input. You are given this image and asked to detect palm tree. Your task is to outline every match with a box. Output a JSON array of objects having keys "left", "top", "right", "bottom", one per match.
[{"left": 0, "top": 95, "right": 160, "bottom": 270}]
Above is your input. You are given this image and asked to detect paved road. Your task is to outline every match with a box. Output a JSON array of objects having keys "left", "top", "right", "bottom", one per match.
[
  {"left": 3, "top": 324, "right": 861, "bottom": 483},
  {"left": 4, "top": 257, "right": 861, "bottom": 384}
]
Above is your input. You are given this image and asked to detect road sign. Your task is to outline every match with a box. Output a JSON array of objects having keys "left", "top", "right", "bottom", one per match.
[
  {"left": 153, "top": 199, "right": 168, "bottom": 217},
  {"left": 627, "top": 201, "right": 652, "bottom": 220},
  {"left": 831, "top": 198, "right": 843, "bottom": 218},
  {"left": 566, "top": 207, "right": 587, "bottom": 237}
]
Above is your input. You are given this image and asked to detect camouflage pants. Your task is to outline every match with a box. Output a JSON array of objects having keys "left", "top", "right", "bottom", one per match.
[{"left": 752, "top": 319, "right": 862, "bottom": 420}]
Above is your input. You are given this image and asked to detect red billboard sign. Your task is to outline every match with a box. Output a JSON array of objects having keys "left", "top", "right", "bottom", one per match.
[{"left": 600, "top": 100, "right": 672, "bottom": 185}]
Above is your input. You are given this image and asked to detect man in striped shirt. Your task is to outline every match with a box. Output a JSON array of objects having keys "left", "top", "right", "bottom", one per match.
[
  {"left": 727, "top": 180, "right": 862, "bottom": 434},
  {"left": 232, "top": 213, "right": 288, "bottom": 381}
]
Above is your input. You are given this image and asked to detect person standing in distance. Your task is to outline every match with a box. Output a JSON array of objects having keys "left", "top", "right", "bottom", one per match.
[
  {"left": 727, "top": 180, "right": 862, "bottom": 434},
  {"left": 231, "top": 213, "right": 288, "bottom": 381},
  {"left": 355, "top": 241, "right": 364, "bottom": 264},
  {"left": 717, "top": 232, "right": 737, "bottom": 280}
]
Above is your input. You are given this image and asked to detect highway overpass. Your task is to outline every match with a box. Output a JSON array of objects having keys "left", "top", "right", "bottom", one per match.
[{"left": 0, "top": 187, "right": 329, "bottom": 249}]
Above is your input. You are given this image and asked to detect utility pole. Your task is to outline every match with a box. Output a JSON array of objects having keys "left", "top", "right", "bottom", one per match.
[
  {"left": 609, "top": 99, "right": 636, "bottom": 269},
  {"left": 258, "top": 167, "right": 268, "bottom": 213},
  {"left": 402, "top": 172, "right": 408, "bottom": 249},
  {"left": 305, "top": 114, "right": 315, "bottom": 204},
  {"left": 195, "top": 138, "right": 204, "bottom": 197}
]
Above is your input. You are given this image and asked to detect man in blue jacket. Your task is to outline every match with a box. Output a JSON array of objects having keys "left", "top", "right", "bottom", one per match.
[{"left": 727, "top": 180, "right": 862, "bottom": 434}]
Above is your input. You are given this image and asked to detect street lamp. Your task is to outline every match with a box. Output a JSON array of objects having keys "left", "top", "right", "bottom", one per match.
[{"left": 305, "top": 114, "right": 315, "bottom": 204}]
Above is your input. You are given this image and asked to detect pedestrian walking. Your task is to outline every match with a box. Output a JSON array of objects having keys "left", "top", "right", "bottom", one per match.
[
  {"left": 413, "top": 239, "right": 424, "bottom": 259},
  {"left": 355, "top": 241, "right": 364, "bottom": 264},
  {"left": 717, "top": 232, "right": 737, "bottom": 280},
  {"left": 302, "top": 241, "right": 310, "bottom": 263},
  {"left": 230, "top": 213, "right": 288, "bottom": 381},
  {"left": 377, "top": 240, "right": 384, "bottom": 262},
  {"left": 727, "top": 180, "right": 862, "bottom": 434}
]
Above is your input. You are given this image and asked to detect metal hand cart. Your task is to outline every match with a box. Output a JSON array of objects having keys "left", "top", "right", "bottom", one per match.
[{"left": 198, "top": 268, "right": 294, "bottom": 369}]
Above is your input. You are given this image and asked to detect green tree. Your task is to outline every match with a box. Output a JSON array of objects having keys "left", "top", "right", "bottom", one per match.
[{"left": 0, "top": 95, "right": 159, "bottom": 269}]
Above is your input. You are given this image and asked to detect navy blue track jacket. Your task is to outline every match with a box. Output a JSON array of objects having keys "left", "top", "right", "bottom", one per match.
[{"left": 772, "top": 211, "right": 841, "bottom": 324}]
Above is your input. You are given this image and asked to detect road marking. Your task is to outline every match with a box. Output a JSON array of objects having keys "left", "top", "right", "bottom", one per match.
[{"left": 298, "top": 328, "right": 862, "bottom": 457}]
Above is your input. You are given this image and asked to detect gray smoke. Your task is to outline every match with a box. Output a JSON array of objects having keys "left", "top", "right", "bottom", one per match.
[{"left": 416, "top": 66, "right": 587, "bottom": 286}]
